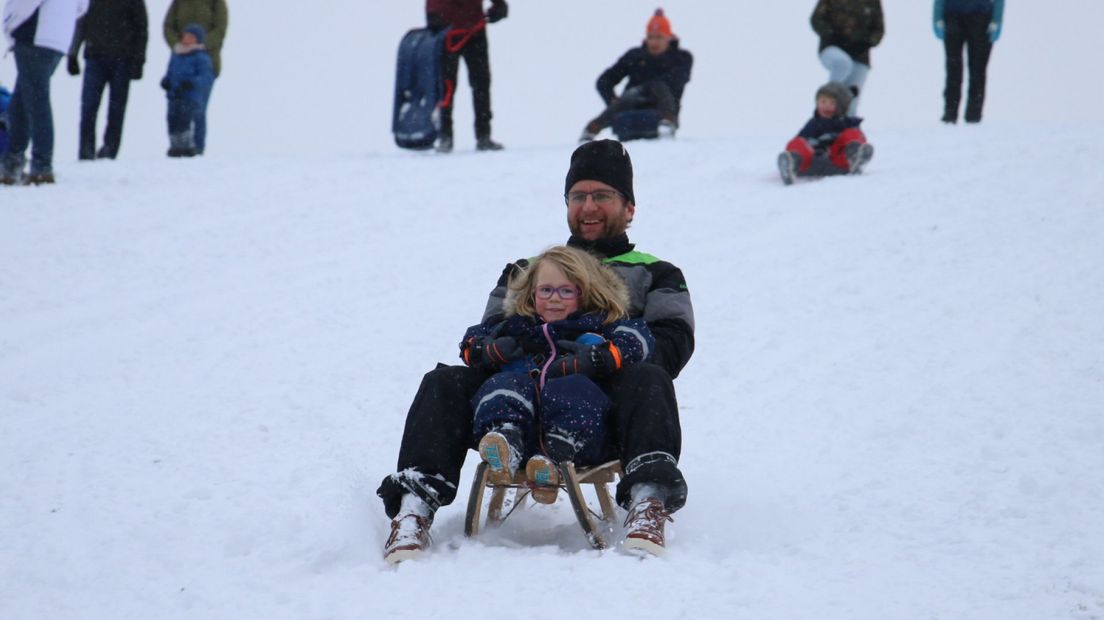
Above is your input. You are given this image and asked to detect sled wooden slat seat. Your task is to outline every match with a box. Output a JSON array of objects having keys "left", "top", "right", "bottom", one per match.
[{"left": 464, "top": 459, "right": 623, "bottom": 549}]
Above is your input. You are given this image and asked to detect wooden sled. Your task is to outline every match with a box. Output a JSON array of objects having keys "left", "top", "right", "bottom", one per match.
[{"left": 464, "top": 460, "right": 623, "bottom": 549}]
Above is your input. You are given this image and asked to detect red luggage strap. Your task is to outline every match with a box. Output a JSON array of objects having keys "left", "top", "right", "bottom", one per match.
[{"left": 437, "top": 20, "right": 486, "bottom": 110}]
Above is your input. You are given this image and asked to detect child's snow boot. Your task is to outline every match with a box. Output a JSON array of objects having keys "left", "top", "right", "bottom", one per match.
[
  {"left": 777, "top": 151, "right": 798, "bottom": 185},
  {"left": 1, "top": 153, "right": 25, "bottom": 185},
  {"left": 525, "top": 455, "right": 559, "bottom": 504},
  {"left": 167, "top": 131, "right": 196, "bottom": 158},
  {"left": 478, "top": 427, "right": 522, "bottom": 485}
]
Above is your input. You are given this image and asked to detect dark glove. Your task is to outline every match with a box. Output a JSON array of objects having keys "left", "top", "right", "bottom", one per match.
[
  {"left": 160, "top": 77, "right": 171, "bottom": 90},
  {"left": 181, "top": 80, "right": 194, "bottom": 91},
  {"left": 129, "top": 61, "right": 143, "bottom": 81},
  {"left": 544, "top": 340, "right": 622, "bottom": 379},
  {"left": 486, "top": 2, "right": 508, "bottom": 23},
  {"left": 67, "top": 56, "right": 80, "bottom": 76},
  {"left": 461, "top": 335, "right": 523, "bottom": 370},
  {"left": 425, "top": 11, "right": 446, "bottom": 31}
]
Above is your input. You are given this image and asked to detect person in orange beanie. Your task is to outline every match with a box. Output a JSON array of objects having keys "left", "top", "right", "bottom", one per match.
[{"left": 579, "top": 8, "right": 693, "bottom": 142}]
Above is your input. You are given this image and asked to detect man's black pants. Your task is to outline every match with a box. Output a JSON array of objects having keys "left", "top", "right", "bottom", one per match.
[
  {"left": 439, "top": 30, "right": 493, "bottom": 140},
  {"left": 943, "top": 11, "right": 993, "bottom": 122},
  {"left": 377, "top": 363, "right": 687, "bottom": 518}
]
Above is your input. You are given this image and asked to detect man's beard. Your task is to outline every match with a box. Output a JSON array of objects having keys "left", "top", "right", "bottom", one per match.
[{"left": 569, "top": 210, "right": 630, "bottom": 239}]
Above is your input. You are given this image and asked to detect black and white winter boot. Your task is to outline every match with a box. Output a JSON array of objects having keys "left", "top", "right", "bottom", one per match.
[
  {"left": 478, "top": 427, "right": 522, "bottom": 485},
  {"left": 845, "top": 142, "right": 874, "bottom": 174},
  {"left": 777, "top": 151, "right": 798, "bottom": 185}
]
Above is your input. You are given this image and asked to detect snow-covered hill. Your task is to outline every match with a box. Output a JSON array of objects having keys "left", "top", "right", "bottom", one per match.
[{"left": 3, "top": 2, "right": 1103, "bottom": 620}]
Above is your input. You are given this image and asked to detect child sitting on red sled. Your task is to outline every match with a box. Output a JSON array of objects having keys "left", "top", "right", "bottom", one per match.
[{"left": 778, "top": 82, "right": 874, "bottom": 185}]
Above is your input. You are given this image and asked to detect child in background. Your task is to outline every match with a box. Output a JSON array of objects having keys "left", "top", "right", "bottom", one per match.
[
  {"left": 159, "top": 24, "right": 214, "bottom": 157},
  {"left": 460, "top": 246, "right": 655, "bottom": 503},
  {"left": 0, "top": 84, "right": 11, "bottom": 156},
  {"left": 778, "top": 82, "right": 874, "bottom": 185}
]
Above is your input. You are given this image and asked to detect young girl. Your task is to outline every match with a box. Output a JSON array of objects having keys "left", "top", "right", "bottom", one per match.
[{"left": 460, "top": 245, "right": 655, "bottom": 501}]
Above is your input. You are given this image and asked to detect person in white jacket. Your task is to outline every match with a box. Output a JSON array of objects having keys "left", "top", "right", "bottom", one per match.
[{"left": 1, "top": 0, "right": 88, "bottom": 185}]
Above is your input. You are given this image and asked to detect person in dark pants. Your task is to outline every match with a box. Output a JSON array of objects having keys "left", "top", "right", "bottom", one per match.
[
  {"left": 810, "top": 0, "right": 884, "bottom": 116},
  {"left": 934, "top": 0, "right": 1004, "bottom": 123},
  {"left": 68, "top": 0, "right": 147, "bottom": 160},
  {"left": 579, "top": 8, "right": 693, "bottom": 142},
  {"left": 1, "top": 0, "right": 89, "bottom": 186},
  {"left": 425, "top": 0, "right": 507, "bottom": 153},
  {"left": 379, "top": 139, "right": 695, "bottom": 562},
  {"left": 162, "top": 0, "right": 227, "bottom": 155}
]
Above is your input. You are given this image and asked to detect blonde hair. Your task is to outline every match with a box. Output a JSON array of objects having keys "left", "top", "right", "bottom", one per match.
[{"left": 504, "top": 246, "right": 629, "bottom": 324}]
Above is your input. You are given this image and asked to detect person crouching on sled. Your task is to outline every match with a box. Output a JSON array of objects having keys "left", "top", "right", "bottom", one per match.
[
  {"left": 777, "top": 82, "right": 874, "bottom": 185},
  {"left": 159, "top": 24, "right": 214, "bottom": 157},
  {"left": 462, "top": 245, "right": 655, "bottom": 508}
]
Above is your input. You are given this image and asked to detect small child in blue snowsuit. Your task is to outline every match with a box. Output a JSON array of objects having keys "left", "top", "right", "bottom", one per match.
[
  {"left": 459, "top": 245, "right": 655, "bottom": 502},
  {"left": 0, "top": 85, "right": 11, "bottom": 156},
  {"left": 777, "top": 81, "right": 875, "bottom": 185},
  {"left": 159, "top": 24, "right": 214, "bottom": 157}
]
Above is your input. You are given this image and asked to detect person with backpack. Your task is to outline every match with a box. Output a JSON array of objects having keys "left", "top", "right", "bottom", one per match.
[
  {"left": 67, "top": 0, "right": 148, "bottom": 160},
  {"left": 933, "top": 0, "right": 1004, "bottom": 123},
  {"left": 425, "top": 0, "right": 507, "bottom": 153},
  {"left": 379, "top": 139, "right": 695, "bottom": 562},
  {"left": 162, "top": 0, "right": 226, "bottom": 155},
  {"left": 1, "top": 0, "right": 89, "bottom": 185},
  {"left": 578, "top": 8, "right": 693, "bottom": 142},
  {"left": 810, "top": 0, "right": 884, "bottom": 116}
]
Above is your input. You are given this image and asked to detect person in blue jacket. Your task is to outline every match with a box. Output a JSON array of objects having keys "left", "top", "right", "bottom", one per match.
[
  {"left": 933, "top": 0, "right": 1005, "bottom": 123},
  {"left": 159, "top": 22, "right": 213, "bottom": 157}
]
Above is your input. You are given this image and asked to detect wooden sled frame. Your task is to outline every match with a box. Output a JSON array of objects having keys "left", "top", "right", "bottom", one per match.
[{"left": 464, "top": 460, "right": 623, "bottom": 549}]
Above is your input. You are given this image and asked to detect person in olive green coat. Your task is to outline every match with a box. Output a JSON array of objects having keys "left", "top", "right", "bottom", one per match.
[
  {"left": 810, "top": 0, "right": 884, "bottom": 115},
  {"left": 163, "top": 0, "right": 227, "bottom": 154}
]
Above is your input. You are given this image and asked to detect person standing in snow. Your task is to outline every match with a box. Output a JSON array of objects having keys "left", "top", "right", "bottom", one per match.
[
  {"left": 578, "top": 8, "right": 693, "bottom": 142},
  {"left": 810, "top": 0, "right": 884, "bottom": 116},
  {"left": 933, "top": 0, "right": 1004, "bottom": 123},
  {"left": 1, "top": 0, "right": 89, "bottom": 185},
  {"left": 379, "top": 139, "right": 694, "bottom": 562},
  {"left": 67, "top": 0, "right": 148, "bottom": 160},
  {"left": 163, "top": 0, "right": 226, "bottom": 155},
  {"left": 777, "top": 81, "right": 874, "bottom": 185},
  {"left": 159, "top": 23, "right": 213, "bottom": 157},
  {"left": 425, "top": 0, "right": 507, "bottom": 153}
]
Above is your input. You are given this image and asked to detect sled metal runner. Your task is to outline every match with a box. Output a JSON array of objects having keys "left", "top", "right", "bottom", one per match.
[{"left": 465, "top": 460, "right": 623, "bottom": 549}]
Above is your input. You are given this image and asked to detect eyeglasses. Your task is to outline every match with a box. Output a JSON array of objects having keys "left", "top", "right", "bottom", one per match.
[
  {"left": 565, "top": 190, "right": 623, "bottom": 206},
  {"left": 535, "top": 285, "right": 580, "bottom": 300}
]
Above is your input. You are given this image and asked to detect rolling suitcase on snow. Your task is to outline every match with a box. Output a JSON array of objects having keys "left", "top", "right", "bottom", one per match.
[{"left": 392, "top": 27, "right": 449, "bottom": 150}]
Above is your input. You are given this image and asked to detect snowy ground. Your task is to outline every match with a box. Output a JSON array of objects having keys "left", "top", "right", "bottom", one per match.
[{"left": 3, "top": 2, "right": 1104, "bottom": 620}]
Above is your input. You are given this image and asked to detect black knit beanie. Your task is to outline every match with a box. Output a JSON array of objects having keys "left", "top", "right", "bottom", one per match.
[{"left": 564, "top": 139, "right": 635, "bottom": 204}]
